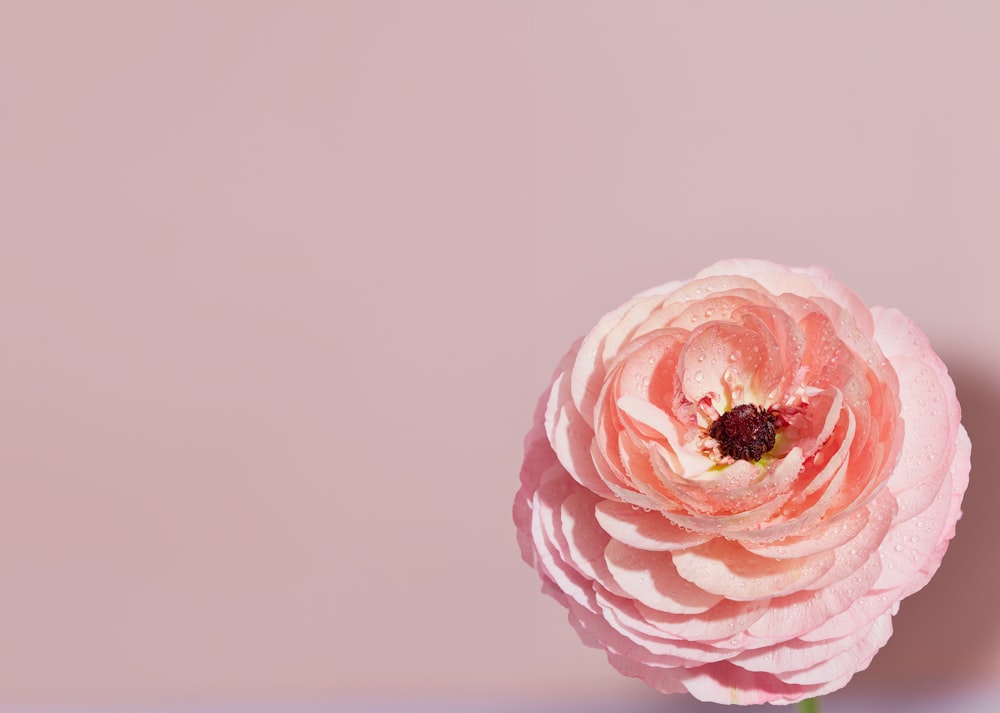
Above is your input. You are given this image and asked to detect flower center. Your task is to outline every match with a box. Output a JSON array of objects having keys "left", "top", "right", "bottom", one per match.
[{"left": 709, "top": 404, "right": 777, "bottom": 462}]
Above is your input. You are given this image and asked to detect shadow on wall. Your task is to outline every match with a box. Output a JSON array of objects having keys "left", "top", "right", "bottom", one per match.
[{"left": 853, "top": 351, "right": 1000, "bottom": 688}]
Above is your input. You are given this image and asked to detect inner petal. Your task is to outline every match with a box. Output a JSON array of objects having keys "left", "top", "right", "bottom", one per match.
[{"left": 678, "top": 320, "right": 780, "bottom": 419}]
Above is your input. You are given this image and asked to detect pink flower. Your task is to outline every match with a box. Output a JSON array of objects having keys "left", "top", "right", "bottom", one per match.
[{"left": 513, "top": 259, "right": 970, "bottom": 705}]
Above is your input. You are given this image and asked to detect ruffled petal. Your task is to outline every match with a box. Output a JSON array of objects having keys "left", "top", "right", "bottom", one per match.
[
  {"left": 672, "top": 538, "right": 837, "bottom": 600},
  {"left": 605, "top": 541, "right": 724, "bottom": 614}
]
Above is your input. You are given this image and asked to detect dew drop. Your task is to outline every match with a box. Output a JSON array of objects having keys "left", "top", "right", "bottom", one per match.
[{"left": 694, "top": 371, "right": 704, "bottom": 383}]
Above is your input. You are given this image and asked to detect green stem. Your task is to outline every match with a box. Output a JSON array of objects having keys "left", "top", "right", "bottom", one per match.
[{"left": 798, "top": 698, "right": 820, "bottom": 713}]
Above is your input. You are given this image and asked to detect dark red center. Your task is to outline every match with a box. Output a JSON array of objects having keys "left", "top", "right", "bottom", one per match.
[{"left": 709, "top": 404, "right": 777, "bottom": 462}]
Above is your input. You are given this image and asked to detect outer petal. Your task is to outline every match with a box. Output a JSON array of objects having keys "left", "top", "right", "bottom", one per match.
[
  {"left": 876, "top": 426, "right": 970, "bottom": 594},
  {"left": 594, "top": 500, "right": 713, "bottom": 551},
  {"left": 672, "top": 538, "right": 837, "bottom": 600},
  {"left": 635, "top": 597, "right": 771, "bottom": 643},
  {"left": 774, "top": 613, "right": 893, "bottom": 685},
  {"left": 873, "top": 307, "right": 961, "bottom": 520},
  {"left": 605, "top": 541, "right": 724, "bottom": 615},
  {"left": 546, "top": 368, "right": 616, "bottom": 498}
]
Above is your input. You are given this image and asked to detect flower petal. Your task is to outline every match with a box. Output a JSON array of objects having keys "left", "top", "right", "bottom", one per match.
[
  {"left": 672, "top": 538, "right": 836, "bottom": 600},
  {"left": 605, "top": 540, "right": 724, "bottom": 614},
  {"left": 594, "top": 500, "right": 713, "bottom": 551}
]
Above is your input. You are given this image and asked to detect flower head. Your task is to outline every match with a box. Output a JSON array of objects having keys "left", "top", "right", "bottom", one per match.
[{"left": 513, "top": 259, "right": 969, "bottom": 705}]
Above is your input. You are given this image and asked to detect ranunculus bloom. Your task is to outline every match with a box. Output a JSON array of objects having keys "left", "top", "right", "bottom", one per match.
[{"left": 513, "top": 259, "right": 970, "bottom": 705}]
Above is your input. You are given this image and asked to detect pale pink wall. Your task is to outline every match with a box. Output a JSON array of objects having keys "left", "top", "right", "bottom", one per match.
[{"left": 1, "top": 1, "right": 998, "bottom": 708}]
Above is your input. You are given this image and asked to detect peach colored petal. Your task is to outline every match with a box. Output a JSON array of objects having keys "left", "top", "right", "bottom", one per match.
[
  {"left": 545, "top": 369, "right": 615, "bottom": 498},
  {"left": 805, "top": 489, "right": 896, "bottom": 590},
  {"left": 774, "top": 387, "right": 843, "bottom": 461},
  {"left": 668, "top": 660, "right": 817, "bottom": 705},
  {"left": 730, "top": 304, "right": 807, "bottom": 402},
  {"left": 594, "top": 500, "right": 713, "bottom": 551},
  {"left": 735, "top": 591, "right": 833, "bottom": 645},
  {"left": 655, "top": 273, "right": 778, "bottom": 310},
  {"left": 594, "top": 591, "right": 742, "bottom": 663},
  {"left": 615, "top": 394, "right": 711, "bottom": 477},
  {"left": 775, "top": 613, "right": 892, "bottom": 685},
  {"left": 735, "top": 602, "right": 884, "bottom": 674},
  {"left": 530, "top": 482, "right": 596, "bottom": 609},
  {"left": 875, "top": 439, "right": 966, "bottom": 594},
  {"left": 604, "top": 652, "right": 689, "bottom": 696},
  {"left": 740, "top": 490, "right": 869, "bottom": 559},
  {"left": 677, "top": 319, "right": 781, "bottom": 416},
  {"left": 635, "top": 597, "right": 771, "bottom": 643},
  {"left": 798, "top": 586, "right": 896, "bottom": 642},
  {"left": 514, "top": 388, "right": 562, "bottom": 567},
  {"left": 741, "top": 554, "right": 882, "bottom": 643},
  {"left": 666, "top": 447, "right": 804, "bottom": 518},
  {"left": 561, "top": 590, "right": 693, "bottom": 669},
  {"left": 599, "top": 461, "right": 670, "bottom": 511},
  {"left": 604, "top": 540, "right": 724, "bottom": 615},
  {"left": 672, "top": 538, "right": 836, "bottom": 600},
  {"left": 793, "top": 265, "right": 876, "bottom": 337},
  {"left": 557, "top": 489, "right": 613, "bottom": 580},
  {"left": 570, "top": 295, "right": 668, "bottom": 427},
  {"left": 880, "top": 353, "right": 959, "bottom": 520},
  {"left": 666, "top": 291, "right": 771, "bottom": 333},
  {"left": 613, "top": 329, "right": 686, "bottom": 407},
  {"left": 697, "top": 260, "right": 876, "bottom": 339},
  {"left": 658, "top": 479, "right": 795, "bottom": 538}
]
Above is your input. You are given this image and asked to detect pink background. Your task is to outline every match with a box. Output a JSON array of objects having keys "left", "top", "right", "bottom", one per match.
[{"left": 2, "top": 1, "right": 999, "bottom": 710}]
